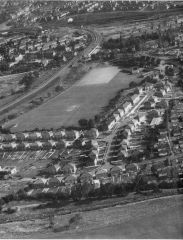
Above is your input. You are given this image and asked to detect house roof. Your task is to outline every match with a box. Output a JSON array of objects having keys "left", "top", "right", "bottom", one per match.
[
  {"left": 95, "top": 168, "right": 108, "bottom": 175},
  {"left": 34, "top": 178, "right": 47, "bottom": 185},
  {"left": 123, "top": 101, "right": 131, "bottom": 108},
  {"left": 110, "top": 164, "right": 126, "bottom": 172},
  {"left": 47, "top": 177, "right": 60, "bottom": 184},
  {"left": 64, "top": 174, "right": 78, "bottom": 182},
  {"left": 150, "top": 117, "right": 162, "bottom": 126},
  {"left": 131, "top": 94, "right": 139, "bottom": 101},
  {"left": 67, "top": 162, "right": 77, "bottom": 168}
]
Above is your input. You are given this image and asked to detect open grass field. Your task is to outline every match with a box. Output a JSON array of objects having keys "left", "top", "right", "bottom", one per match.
[
  {"left": 1, "top": 194, "right": 182, "bottom": 238},
  {"left": 5, "top": 64, "right": 142, "bottom": 132},
  {"left": 66, "top": 9, "right": 183, "bottom": 27},
  {"left": 58, "top": 195, "right": 183, "bottom": 239}
]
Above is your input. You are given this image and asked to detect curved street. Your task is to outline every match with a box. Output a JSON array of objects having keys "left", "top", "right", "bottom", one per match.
[{"left": 0, "top": 27, "right": 102, "bottom": 116}]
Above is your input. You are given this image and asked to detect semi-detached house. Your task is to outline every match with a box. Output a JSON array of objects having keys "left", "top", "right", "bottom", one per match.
[
  {"left": 122, "top": 101, "right": 132, "bottom": 114},
  {"left": 105, "top": 116, "right": 116, "bottom": 131},
  {"left": 130, "top": 93, "right": 140, "bottom": 105},
  {"left": 117, "top": 108, "right": 125, "bottom": 118}
]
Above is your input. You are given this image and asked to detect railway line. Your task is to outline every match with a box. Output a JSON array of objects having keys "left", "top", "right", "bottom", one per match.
[{"left": 0, "top": 27, "right": 102, "bottom": 116}]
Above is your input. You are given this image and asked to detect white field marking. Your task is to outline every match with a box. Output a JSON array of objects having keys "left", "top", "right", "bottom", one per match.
[{"left": 66, "top": 104, "right": 80, "bottom": 112}]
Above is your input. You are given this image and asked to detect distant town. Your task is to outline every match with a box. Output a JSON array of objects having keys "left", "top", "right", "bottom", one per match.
[{"left": 0, "top": 0, "right": 183, "bottom": 238}]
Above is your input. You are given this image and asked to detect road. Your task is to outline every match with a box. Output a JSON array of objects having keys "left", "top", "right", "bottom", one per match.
[
  {"left": 103, "top": 92, "right": 151, "bottom": 163},
  {"left": 0, "top": 27, "right": 102, "bottom": 116}
]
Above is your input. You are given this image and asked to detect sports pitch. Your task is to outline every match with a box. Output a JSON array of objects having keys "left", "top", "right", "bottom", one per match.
[{"left": 6, "top": 66, "right": 141, "bottom": 132}]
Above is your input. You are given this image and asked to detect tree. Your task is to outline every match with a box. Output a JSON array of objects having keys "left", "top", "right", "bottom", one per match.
[
  {"left": 55, "top": 85, "right": 63, "bottom": 92},
  {"left": 88, "top": 119, "right": 95, "bottom": 129},
  {"left": 81, "top": 182, "right": 94, "bottom": 199},
  {"left": 94, "top": 114, "right": 100, "bottom": 123},
  {"left": 71, "top": 184, "right": 82, "bottom": 201},
  {"left": 19, "top": 73, "right": 34, "bottom": 90},
  {"left": 129, "top": 81, "right": 137, "bottom": 88},
  {"left": 78, "top": 119, "right": 88, "bottom": 129}
]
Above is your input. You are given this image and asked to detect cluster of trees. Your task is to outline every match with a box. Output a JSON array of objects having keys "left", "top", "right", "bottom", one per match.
[
  {"left": 71, "top": 182, "right": 132, "bottom": 201},
  {"left": 102, "top": 28, "right": 176, "bottom": 52},
  {"left": 1, "top": 173, "right": 183, "bottom": 212},
  {"left": 0, "top": 126, "right": 10, "bottom": 134},
  {"left": 19, "top": 71, "right": 39, "bottom": 90},
  {"left": 78, "top": 118, "right": 96, "bottom": 130}
]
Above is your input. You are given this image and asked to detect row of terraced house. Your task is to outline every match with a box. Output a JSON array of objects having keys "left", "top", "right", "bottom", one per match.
[
  {"left": 102, "top": 87, "right": 144, "bottom": 131},
  {"left": 0, "top": 128, "right": 99, "bottom": 152}
]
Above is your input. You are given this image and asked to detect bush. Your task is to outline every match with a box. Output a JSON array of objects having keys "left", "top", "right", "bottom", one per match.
[
  {"left": 78, "top": 119, "right": 88, "bottom": 129},
  {"left": 7, "top": 114, "right": 17, "bottom": 120},
  {"left": 69, "top": 213, "right": 82, "bottom": 226},
  {"left": 55, "top": 85, "right": 63, "bottom": 92},
  {"left": 129, "top": 81, "right": 137, "bottom": 88}
]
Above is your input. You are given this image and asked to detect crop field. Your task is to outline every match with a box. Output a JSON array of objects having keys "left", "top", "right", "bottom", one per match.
[{"left": 5, "top": 65, "right": 142, "bottom": 132}]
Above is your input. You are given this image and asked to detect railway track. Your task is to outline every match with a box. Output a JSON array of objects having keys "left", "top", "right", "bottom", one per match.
[{"left": 0, "top": 28, "right": 102, "bottom": 116}]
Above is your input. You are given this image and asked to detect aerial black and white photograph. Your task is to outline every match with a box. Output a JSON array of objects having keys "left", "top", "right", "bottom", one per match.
[{"left": 0, "top": 0, "right": 183, "bottom": 238}]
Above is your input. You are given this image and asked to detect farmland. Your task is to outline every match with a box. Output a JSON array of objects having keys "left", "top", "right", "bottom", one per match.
[{"left": 4, "top": 64, "right": 142, "bottom": 132}]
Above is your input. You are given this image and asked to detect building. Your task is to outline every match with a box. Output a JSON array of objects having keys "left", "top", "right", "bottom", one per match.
[
  {"left": 89, "top": 149, "right": 99, "bottom": 166},
  {"left": 47, "top": 177, "right": 64, "bottom": 187},
  {"left": 130, "top": 94, "right": 140, "bottom": 105},
  {"left": 135, "top": 113, "right": 146, "bottom": 124},
  {"left": 122, "top": 101, "right": 132, "bottom": 114},
  {"left": 125, "top": 163, "right": 139, "bottom": 173},
  {"left": 110, "top": 165, "right": 126, "bottom": 183},
  {"left": 122, "top": 128, "right": 132, "bottom": 139},
  {"left": 90, "top": 140, "right": 99, "bottom": 152},
  {"left": 105, "top": 116, "right": 116, "bottom": 131},
  {"left": 64, "top": 174, "right": 78, "bottom": 186},
  {"left": 95, "top": 168, "right": 109, "bottom": 180},
  {"left": 63, "top": 163, "right": 77, "bottom": 175},
  {"left": 126, "top": 123, "right": 136, "bottom": 133},
  {"left": 117, "top": 108, "right": 125, "bottom": 118},
  {"left": 32, "top": 178, "right": 48, "bottom": 189},
  {"left": 113, "top": 112, "right": 120, "bottom": 122},
  {"left": 79, "top": 170, "right": 95, "bottom": 184},
  {"left": 155, "top": 89, "right": 166, "bottom": 98},
  {"left": 84, "top": 128, "right": 99, "bottom": 139}
]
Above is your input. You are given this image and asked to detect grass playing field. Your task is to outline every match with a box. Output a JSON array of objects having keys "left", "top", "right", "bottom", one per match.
[{"left": 5, "top": 65, "right": 141, "bottom": 132}]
